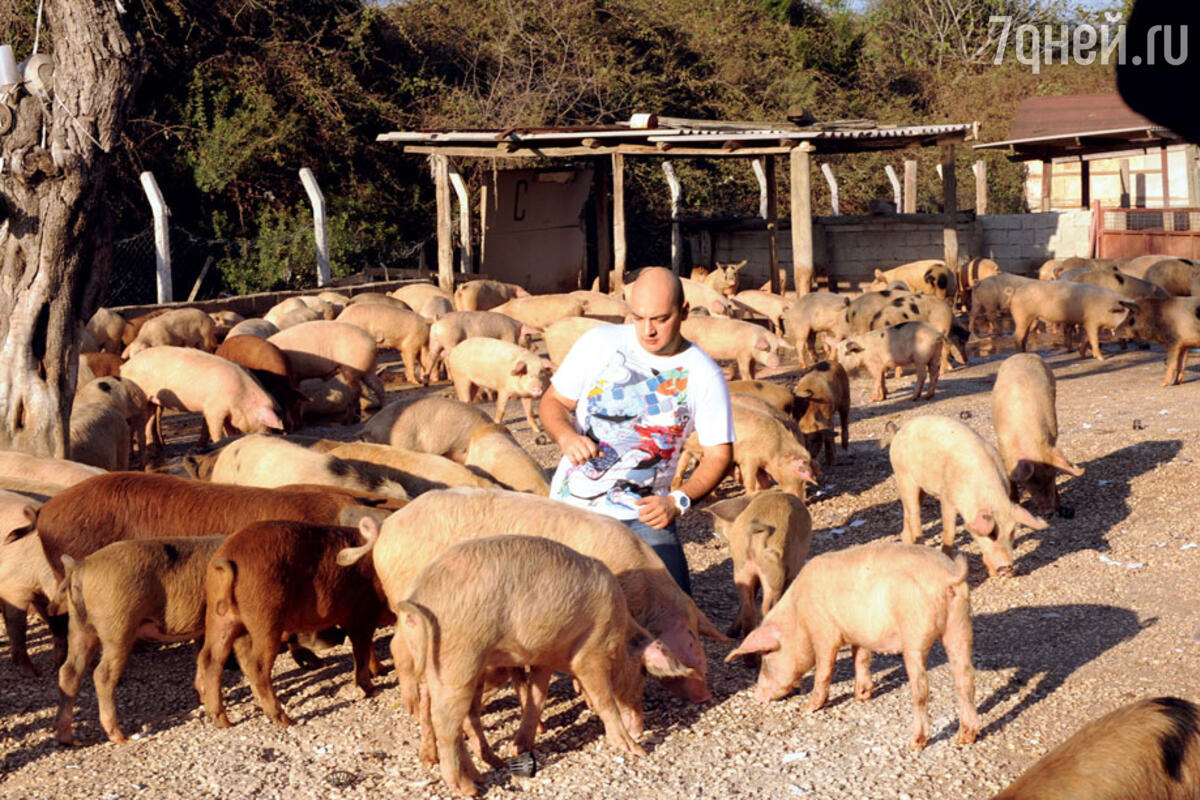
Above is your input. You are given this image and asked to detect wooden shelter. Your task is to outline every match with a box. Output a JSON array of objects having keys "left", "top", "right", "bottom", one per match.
[{"left": 378, "top": 116, "right": 976, "bottom": 294}]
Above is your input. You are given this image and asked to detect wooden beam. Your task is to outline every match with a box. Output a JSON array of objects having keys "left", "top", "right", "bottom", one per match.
[
  {"left": 433, "top": 154, "right": 454, "bottom": 293},
  {"left": 1161, "top": 145, "right": 1171, "bottom": 208},
  {"left": 613, "top": 152, "right": 627, "bottom": 286},
  {"left": 1119, "top": 158, "right": 1131, "bottom": 207},
  {"left": 941, "top": 143, "right": 959, "bottom": 270},
  {"left": 663, "top": 160, "right": 684, "bottom": 274},
  {"left": 1080, "top": 160, "right": 1090, "bottom": 210},
  {"left": 595, "top": 159, "right": 612, "bottom": 293},
  {"left": 1040, "top": 158, "right": 1053, "bottom": 212},
  {"left": 903, "top": 159, "right": 917, "bottom": 213},
  {"left": 790, "top": 145, "right": 814, "bottom": 296},
  {"left": 764, "top": 155, "right": 779, "bottom": 294}
]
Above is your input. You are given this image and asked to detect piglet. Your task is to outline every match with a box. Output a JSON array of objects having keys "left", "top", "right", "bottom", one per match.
[
  {"left": 791, "top": 361, "right": 850, "bottom": 466},
  {"left": 885, "top": 415, "right": 1048, "bottom": 577},
  {"left": 705, "top": 490, "right": 812, "bottom": 638},
  {"left": 0, "top": 491, "right": 56, "bottom": 675},
  {"left": 834, "top": 321, "right": 944, "bottom": 402},
  {"left": 726, "top": 541, "right": 979, "bottom": 750},
  {"left": 992, "top": 353, "right": 1084, "bottom": 516},
  {"left": 398, "top": 534, "right": 696, "bottom": 797}
]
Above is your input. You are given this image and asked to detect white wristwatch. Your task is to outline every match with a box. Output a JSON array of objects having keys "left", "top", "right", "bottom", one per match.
[{"left": 669, "top": 490, "right": 692, "bottom": 516}]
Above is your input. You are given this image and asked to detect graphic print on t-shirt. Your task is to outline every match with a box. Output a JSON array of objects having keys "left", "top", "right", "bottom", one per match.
[{"left": 557, "top": 350, "right": 691, "bottom": 515}]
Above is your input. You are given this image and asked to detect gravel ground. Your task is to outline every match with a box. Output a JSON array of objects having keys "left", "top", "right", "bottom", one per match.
[{"left": 2, "top": 332, "right": 1198, "bottom": 800}]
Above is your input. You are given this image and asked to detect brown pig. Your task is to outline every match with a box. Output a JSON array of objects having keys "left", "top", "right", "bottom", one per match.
[
  {"left": 269, "top": 320, "right": 387, "bottom": 406},
  {"left": 727, "top": 379, "right": 796, "bottom": 419},
  {"left": 989, "top": 696, "right": 1200, "bottom": 800},
  {"left": 121, "top": 346, "right": 285, "bottom": 449},
  {"left": 791, "top": 360, "right": 851, "bottom": 466},
  {"left": 397, "top": 535, "right": 696, "bottom": 796},
  {"left": 956, "top": 257, "right": 1002, "bottom": 310},
  {"left": 1010, "top": 281, "right": 1137, "bottom": 360},
  {"left": 447, "top": 337, "right": 550, "bottom": 434},
  {"left": 453, "top": 279, "right": 529, "bottom": 311},
  {"left": 734, "top": 289, "right": 795, "bottom": 334},
  {"left": 705, "top": 491, "right": 812, "bottom": 638},
  {"left": 992, "top": 354, "right": 1085, "bottom": 515},
  {"left": 225, "top": 318, "right": 279, "bottom": 339},
  {"left": 885, "top": 415, "right": 1049, "bottom": 576},
  {"left": 1145, "top": 258, "right": 1200, "bottom": 297},
  {"left": 1117, "top": 295, "right": 1200, "bottom": 385},
  {"left": 121, "top": 307, "right": 218, "bottom": 358},
  {"left": 81, "top": 351, "right": 123, "bottom": 381},
  {"left": 726, "top": 541, "right": 979, "bottom": 750},
  {"left": 833, "top": 321, "right": 946, "bottom": 402},
  {"left": 0, "top": 491, "right": 55, "bottom": 675},
  {"left": 680, "top": 316, "right": 787, "bottom": 380},
  {"left": 491, "top": 294, "right": 585, "bottom": 329},
  {"left": 335, "top": 488, "right": 727, "bottom": 713},
  {"left": 336, "top": 304, "right": 430, "bottom": 385},
  {"left": 215, "top": 334, "right": 303, "bottom": 431},
  {"left": 195, "top": 519, "right": 393, "bottom": 729},
  {"left": 545, "top": 317, "right": 611, "bottom": 367},
  {"left": 53, "top": 537, "right": 225, "bottom": 744},
  {"left": 782, "top": 291, "right": 851, "bottom": 367},
  {"left": 427, "top": 310, "right": 537, "bottom": 381},
  {"left": 85, "top": 308, "right": 127, "bottom": 355}
]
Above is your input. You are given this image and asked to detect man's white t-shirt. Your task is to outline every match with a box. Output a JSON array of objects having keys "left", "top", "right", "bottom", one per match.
[{"left": 548, "top": 324, "right": 735, "bottom": 520}]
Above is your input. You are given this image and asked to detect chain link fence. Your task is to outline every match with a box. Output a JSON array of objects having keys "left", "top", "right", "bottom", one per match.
[{"left": 105, "top": 226, "right": 231, "bottom": 307}]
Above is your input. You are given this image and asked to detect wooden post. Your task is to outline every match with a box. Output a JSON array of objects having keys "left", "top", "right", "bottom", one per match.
[
  {"left": 1040, "top": 159, "right": 1053, "bottom": 213},
  {"left": 662, "top": 160, "right": 684, "bottom": 275},
  {"left": 903, "top": 159, "right": 918, "bottom": 213},
  {"left": 1119, "top": 158, "right": 1131, "bottom": 207},
  {"left": 973, "top": 160, "right": 988, "bottom": 215},
  {"left": 612, "top": 152, "right": 627, "bottom": 287},
  {"left": 790, "top": 145, "right": 814, "bottom": 296},
  {"left": 1080, "top": 160, "right": 1091, "bottom": 210},
  {"left": 299, "top": 168, "right": 331, "bottom": 287},
  {"left": 941, "top": 143, "right": 959, "bottom": 270},
  {"left": 1161, "top": 145, "right": 1171, "bottom": 208},
  {"left": 885, "top": 164, "right": 901, "bottom": 208},
  {"left": 764, "top": 155, "right": 779, "bottom": 294},
  {"left": 594, "top": 161, "right": 612, "bottom": 293},
  {"left": 1188, "top": 144, "right": 1200, "bottom": 207},
  {"left": 433, "top": 154, "right": 454, "bottom": 293},
  {"left": 447, "top": 161, "right": 474, "bottom": 274},
  {"left": 752, "top": 158, "right": 769, "bottom": 219},
  {"left": 820, "top": 163, "right": 839, "bottom": 216},
  {"left": 478, "top": 183, "right": 489, "bottom": 270},
  {"left": 139, "top": 171, "right": 172, "bottom": 303}
]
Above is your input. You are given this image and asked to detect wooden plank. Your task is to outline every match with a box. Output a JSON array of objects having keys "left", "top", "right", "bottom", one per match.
[
  {"left": 613, "top": 152, "right": 627, "bottom": 286},
  {"left": 434, "top": 154, "right": 454, "bottom": 293},
  {"left": 973, "top": 160, "right": 988, "bottom": 214},
  {"left": 790, "top": 146, "right": 814, "bottom": 295},
  {"left": 903, "top": 159, "right": 917, "bottom": 213},
  {"left": 764, "top": 155, "right": 779, "bottom": 293},
  {"left": 1161, "top": 145, "right": 1171, "bottom": 208},
  {"left": 1120, "top": 158, "right": 1131, "bottom": 207},
  {"left": 594, "top": 159, "right": 612, "bottom": 293},
  {"left": 1080, "top": 160, "right": 1090, "bottom": 210},
  {"left": 941, "top": 143, "right": 959, "bottom": 269},
  {"left": 1040, "top": 159, "right": 1053, "bottom": 212}
]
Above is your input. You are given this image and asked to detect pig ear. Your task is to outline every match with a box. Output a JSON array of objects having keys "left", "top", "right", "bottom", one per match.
[
  {"left": 694, "top": 607, "right": 733, "bottom": 642},
  {"left": 755, "top": 337, "right": 769, "bottom": 351},
  {"left": 724, "top": 623, "right": 782, "bottom": 662},
  {"left": 845, "top": 342, "right": 864, "bottom": 354},
  {"left": 1118, "top": 300, "right": 1139, "bottom": 311},
  {"left": 706, "top": 495, "right": 753, "bottom": 526},
  {"left": 1010, "top": 459, "right": 1035, "bottom": 485},
  {"left": 511, "top": 360, "right": 529, "bottom": 376},
  {"left": 357, "top": 514, "right": 379, "bottom": 542},
  {"left": 874, "top": 269, "right": 886, "bottom": 280},
  {"left": 1050, "top": 447, "right": 1085, "bottom": 476},
  {"left": 966, "top": 509, "right": 995, "bottom": 536},
  {"left": 710, "top": 301, "right": 724, "bottom": 315},
  {"left": 1013, "top": 504, "right": 1049, "bottom": 531},
  {"left": 259, "top": 407, "right": 285, "bottom": 431},
  {"left": 1003, "top": 286, "right": 1015, "bottom": 299},
  {"left": 635, "top": 636, "right": 701, "bottom": 679}
]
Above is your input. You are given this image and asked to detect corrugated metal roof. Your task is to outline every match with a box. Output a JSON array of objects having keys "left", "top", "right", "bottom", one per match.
[{"left": 975, "top": 93, "right": 1180, "bottom": 154}]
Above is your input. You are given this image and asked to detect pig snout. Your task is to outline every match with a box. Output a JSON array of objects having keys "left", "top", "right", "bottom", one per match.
[
  {"left": 661, "top": 675, "right": 712, "bottom": 704},
  {"left": 752, "top": 677, "right": 790, "bottom": 703},
  {"left": 794, "top": 458, "right": 819, "bottom": 485},
  {"left": 982, "top": 546, "right": 1016, "bottom": 578}
]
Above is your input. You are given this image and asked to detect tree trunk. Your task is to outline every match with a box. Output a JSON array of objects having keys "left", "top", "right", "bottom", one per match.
[{"left": 0, "top": 3, "right": 140, "bottom": 457}]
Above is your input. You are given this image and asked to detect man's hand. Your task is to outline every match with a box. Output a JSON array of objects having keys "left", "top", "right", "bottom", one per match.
[
  {"left": 560, "top": 432, "right": 599, "bottom": 466},
  {"left": 636, "top": 494, "right": 680, "bottom": 530}
]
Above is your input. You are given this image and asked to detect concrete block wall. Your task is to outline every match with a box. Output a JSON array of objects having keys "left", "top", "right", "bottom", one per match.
[{"left": 978, "top": 210, "right": 1092, "bottom": 273}]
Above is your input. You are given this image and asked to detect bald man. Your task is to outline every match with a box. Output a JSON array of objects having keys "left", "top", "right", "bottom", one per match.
[{"left": 539, "top": 268, "right": 734, "bottom": 593}]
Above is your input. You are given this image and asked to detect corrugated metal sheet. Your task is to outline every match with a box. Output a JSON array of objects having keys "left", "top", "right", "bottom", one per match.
[{"left": 976, "top": 93, "right": 1178, "bottom": 150}]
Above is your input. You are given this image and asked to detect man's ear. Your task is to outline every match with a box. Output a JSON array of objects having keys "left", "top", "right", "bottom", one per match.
[{"left": 679, "top": 300, "right": 690, "bottom": 321}]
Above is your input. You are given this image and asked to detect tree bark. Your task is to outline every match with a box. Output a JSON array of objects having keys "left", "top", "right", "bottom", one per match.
[{"left": 0, "top": 2, "right": 140, "bottom": 456}]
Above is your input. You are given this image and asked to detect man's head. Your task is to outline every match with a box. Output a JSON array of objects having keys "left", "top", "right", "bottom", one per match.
[{"left": 628, "top": 267, "right": 689, "bottom": 356}]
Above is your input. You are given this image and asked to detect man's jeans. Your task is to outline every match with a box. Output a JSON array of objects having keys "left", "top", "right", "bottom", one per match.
[{"left": 624, "top": 518, "right": 692, "bottom": 596}]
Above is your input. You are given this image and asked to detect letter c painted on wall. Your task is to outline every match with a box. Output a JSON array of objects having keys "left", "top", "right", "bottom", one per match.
[{"left": 513, "top": 180, "right": 528, "bottom": 221}]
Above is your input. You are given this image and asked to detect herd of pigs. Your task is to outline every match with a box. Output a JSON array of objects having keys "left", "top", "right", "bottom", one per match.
[{"left": 2, "top": 251, "right": 1200, "bottom": 798}]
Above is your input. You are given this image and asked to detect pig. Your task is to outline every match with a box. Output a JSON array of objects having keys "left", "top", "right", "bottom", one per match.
[
  {"left": 208, "top": 310, "right": 244, "bottom": 342},
  {"left": 417, "top": 294, "right": 454, "bottom": 321},
  {"left": 727, "top": 379, "right": 796, "bottom": 419},
  {"left": 0, "top": 451, "right": 104, "bottom": 497},
  {"left": 81, "top": 352, "right": 122, "bottom": 381},
  {"left": 1116, "top": 295, "right": 1200, "bottom": 385},
  {"left": 1010, "top": 281, "right": 1137, "bottom": 360},
  {"left": 884, "top": 414, "right": 1049, "bottom": 576},
  {"left": 834, "top": 321, "right": 946, "bottom": 402},
  {"left": 393, "top": 282, "right": 453, "bottom": 311},
  {"left": 336, "top": 304, "right": 431, "bottom": 385},
  {"left": 215, "top": 334, "right": 304, "bottom": 431},
  {"left": 447, "top": 337, "right": 550, "bottom": 435},
  {"left": 453, "top": 279, "right": 529, "bottom": 311},
  {"left": 268, "top": 320, "right": 387, "bottom": 406},
  {"left": 53, "top": 537, "right": 225, "bottom": 744},
  {"left": 197, "top": 434, "right": 410, "bottom": 500},
  {"left": 791, "top": 360, "right": 851, "bottom": 466},
  {"left": 427, "top": 311, "right": 537, "bottom": 381},
  {"left": 734, "top": 290, "right": 794, "bottom": 335},
  {"left": 362, "top": 396, "right": 494, "bottom": 460},
  {"left": 119, "top": 309, "right": 169, "bottom": 346},
  {"left": 121, "top": 307, "right": 218, "bottom": 358},
  {"left": 969, "top": 273, "right": 1037, "bottom": 335},
  {"left": 700, "top": 260, "right": 746, "bottom": 297},
  {"left": 0, "top": 491, "right": 55, "bottom": 675},
  {"left": 74, "top": 376, "right": 149, "bottom": 466},
  {"left": 225, "top": 318, "right": 279, "bottom": 339},
  {"left": 992, "top": 354, "right": 1085, "bottom": 515},
  {"left": 68, "top": 402, "right": 131, "bottom": 471},
  {"left": 398, "top": 535, "right": 695, "bottom": 797},
  {"left": 1123, "top": 254, "right": 1190, "bottom": 280},
  {"left": 316, "top": 290, "right": 351, "bottom": 313},
  {"left": 264, "top": 297, "right": 320, "bottom": 330},
  {"left": 85, "top": 308, "right": 127, "bottom": 355},
  {"left": 956, "top": 257, "right": 1002, "bottom": 310},
  {"left": 827, "top": 290, "right": 909, "bottom": 341},
  {"left": 335, "top": 488, "right": 728, "bottom": 713},
  {"left": 1067, "top": 269, "right": 1170, "bottom": 300},
  {"left": 462, "top": 423, "right": 550, "bottom": 495},
  {"left": 865, "top": 293, "right": 969, "bottom": 370},
  {"left": 121, "top": 346, "right": 285, "bottom": 450},
  {"left": 678, "top": 278, "right": 734, "bottom": 316},
  {"left": 1145, "top": 258, "right": 1200, "bottom": 296},
  {"left": 295, "top": 295, "right": 338, "bottom": 318},
  {"left": 491, "top": 294, "right": 586, "bottom": 329},
  {"left": 673, "top": 402, "right": 818, "bottom": 499},
  {"left": 865, "top": 259, "right": 957, "bottom": 300},
  {"left": 323, "top": 441, "right": 500, "bottom": 494},
  {"left": 725, "top": 541, "right": 979, "bottom": 750},
  {"left": 296, "top": 369, "right": 362, "bottom": 424},
  {"left": 705, "top": 491, "right": 812, "bottom": 638},
  {"left": 347, "top": 292, "right": 412, "bottom": 310},
  {"left": 782, "top": 291, "right": 851, "bottom": 367},
  {"left": 989, "top": 696, "right": 1200, "bottom": 800},
  {"left": 680, "top": 316, "right": 787, "bottom": 380},
  {"left": 545, "top": 317, "right": 611, "bottom": 367},
  {"left": 195, "top": 519, "right": 392, "bottom": 729},
  {"left": 569, "top": 290, "right": 631, "bottom": 322}
]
